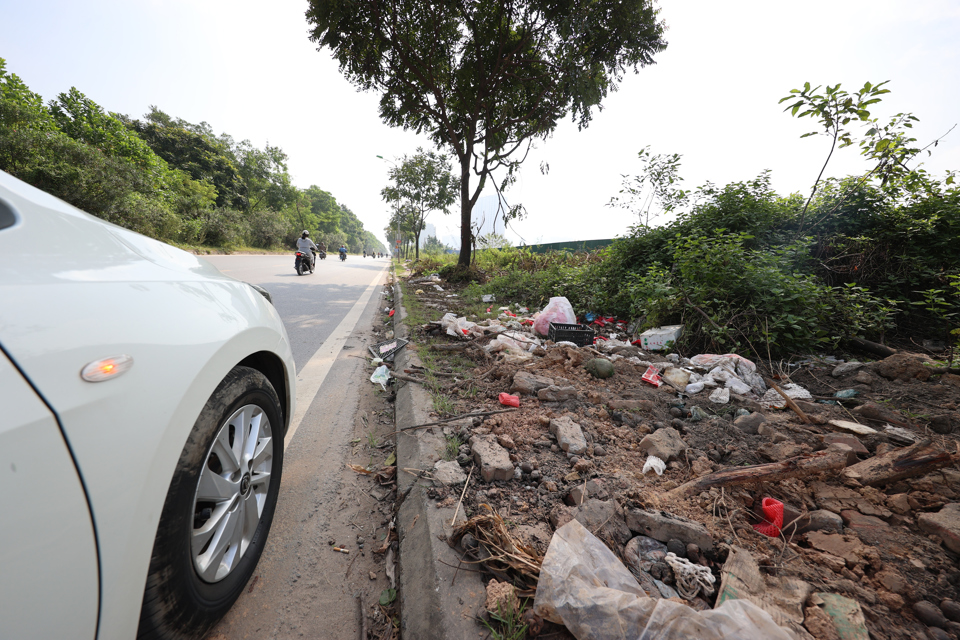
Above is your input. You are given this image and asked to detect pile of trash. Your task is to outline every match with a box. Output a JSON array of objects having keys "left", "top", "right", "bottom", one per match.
[{"left": 405, "top": 285, "right": 960, "bottom": 640}]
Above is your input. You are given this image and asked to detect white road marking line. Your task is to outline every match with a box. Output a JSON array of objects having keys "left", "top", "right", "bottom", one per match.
[{"left": 284, "top": 265, "right": 387, "bottom": 449}]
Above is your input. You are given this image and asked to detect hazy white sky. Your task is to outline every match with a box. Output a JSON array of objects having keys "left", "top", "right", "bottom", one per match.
[{"left": 4, "top": 0, "right": 959, "bottom": 246}]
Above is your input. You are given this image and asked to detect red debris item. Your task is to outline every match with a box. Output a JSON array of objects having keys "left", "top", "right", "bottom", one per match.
[
  {"left": 486, "top": 307, "right": 492, "bottom": 313},
  {"left": 593, "top": 335, "right": 608, "bottom": 343},
  {"left": 641, "top": 366, "right": 662, "bottom": 387},
  {"left": 388, "top": 309, "right": 395, "bottom": 317},
  {"left": 498, "top": 393, "right": 520, "bottom": 408},
  {"left": 505, "top": 310, "right": 517, "bottom": 317},
  {"left": 631, "top": 339, "right": 644, "bottom": 347},
  {"left": 752, "top": 497, "right": 784, "bottom": 537},
  {"left": 462, "top": 329, "right": 469, "bottom": 335},
  {"left": 521, "top": 319, "right": 534, "bottom": 326}
]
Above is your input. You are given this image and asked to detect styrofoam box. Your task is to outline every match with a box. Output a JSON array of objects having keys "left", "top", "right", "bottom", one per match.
[{"left": 638, "top": 325, "right": 683, "bottom": 351}]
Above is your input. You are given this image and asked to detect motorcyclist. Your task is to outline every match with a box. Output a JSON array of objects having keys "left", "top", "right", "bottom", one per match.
[
  {"left": 339, "top": 244, "right": 347, "bottom": 260},
  {"left": 296, "top": 231, "right": 318, "bottom": 270}
]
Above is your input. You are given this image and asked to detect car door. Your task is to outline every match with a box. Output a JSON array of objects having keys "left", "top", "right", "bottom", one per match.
[{"left": 0, "top": 347, "right": 99, "bottom": 640}]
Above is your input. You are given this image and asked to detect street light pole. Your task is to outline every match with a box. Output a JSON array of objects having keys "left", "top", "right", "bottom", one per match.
[{"left": 378, "top": 154, "right": 401, "bottom": 259}]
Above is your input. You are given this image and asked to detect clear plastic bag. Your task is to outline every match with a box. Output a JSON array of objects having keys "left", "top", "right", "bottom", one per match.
[
  {"left": 370, "top": 365, "right": 390, "bottom": 390},
  {"left": 534, "top": 520, "right": 798, "bottom": 640},
  {"left": 533, "top": 296, "right": 577, "bottom": 337}
]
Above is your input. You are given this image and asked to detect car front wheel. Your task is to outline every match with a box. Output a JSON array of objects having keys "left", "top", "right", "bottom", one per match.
[{"left": 138, "top": 366, "right": 284, "bottom": 640}]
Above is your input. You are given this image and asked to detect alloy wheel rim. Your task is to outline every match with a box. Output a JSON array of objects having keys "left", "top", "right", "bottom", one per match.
[{"left": 191, "top": 403, "right": 274, "bottom": 583}]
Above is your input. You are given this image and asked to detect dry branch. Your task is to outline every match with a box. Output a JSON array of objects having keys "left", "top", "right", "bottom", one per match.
[
  {"left": 842, "top": 439, "right": 959, "bottom": 486},
  {"left": 665, "top": 448, "right": 848, "bottom": 499}
]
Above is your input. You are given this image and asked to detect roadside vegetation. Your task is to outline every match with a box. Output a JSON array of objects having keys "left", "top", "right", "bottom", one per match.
[{"left": 0, "top": 58, "right": 385, "bottom": 254}]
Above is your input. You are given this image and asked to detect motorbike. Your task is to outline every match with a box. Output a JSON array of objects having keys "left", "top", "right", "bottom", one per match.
[
  {"left": 295, "top": 251, "right": 315, "bottom": 275},
  {"left": 339, "top": 251, "right": 347, "bottom": 262},
  {"left": 317, "top": 249, "right": 326, "bottom": 260}
]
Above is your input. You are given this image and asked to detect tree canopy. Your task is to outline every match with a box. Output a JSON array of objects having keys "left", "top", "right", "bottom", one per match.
[
  {"left": 306, "top": 0, "right": 667, "bottom": 267},
  {"left": 381, "top": 148, "right": 457, "bottom": 260}
]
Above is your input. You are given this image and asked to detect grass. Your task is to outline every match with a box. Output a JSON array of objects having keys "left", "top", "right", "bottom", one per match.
[
  {"left": 480, "top": 599, "right": 529, "bottom": 640},
  {"left": 443, "top": 433, "right": 466, "bottom": 461}
]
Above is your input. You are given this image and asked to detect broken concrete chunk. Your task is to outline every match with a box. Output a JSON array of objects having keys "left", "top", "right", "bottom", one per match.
[
  {"left": 758, "top": 441, "right": 804, "bottom": 462},
  {"left": 805, "top": 532, "right": 863, "bottom": 566},
  {"left": 918, "top": 503, "right": 960, "bottom": 554},
  {"left": 783, "top": 510, "right": 844, "bottom": 536},
  {"left": 573, "top": 499, "right": 632, "bottom": 547},
  {"left": 839, "top": 510, "right": 890, "bottom": 546},
  {"left": 624, "top": 508, "right": 713, "bottom": 552},
  {"left": 468, "top": 434, "right": 514, "bottom": 482},
  {"left": 638, "top": 427, "right": 686, "bottom": 461},
  {"left": 549, "top": 416, "right": 587, "bottom": 455},
  {"left": 510, "top": 370, "right": 554, "bottom": 395},
  {"left": 831, "top": 361, "right": 864, "bottom": 377},
  {"left": 432, "top": 460, "right": 467, "bottom": 486},
  {"left": 538, "top": 385, "right": 579, "bottom": 402}
]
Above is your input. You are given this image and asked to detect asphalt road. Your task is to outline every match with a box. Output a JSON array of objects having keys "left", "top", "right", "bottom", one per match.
[{"left": 199, "top": 253, "right": 395, "bottom": 639}]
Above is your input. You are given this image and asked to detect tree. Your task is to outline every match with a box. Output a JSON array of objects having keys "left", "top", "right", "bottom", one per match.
[
  {"left": 306, "top": 0, "right": 667, "bottom": 268},
  {"left": 380, "top": 148, "right": 457, "bottom": 260}
]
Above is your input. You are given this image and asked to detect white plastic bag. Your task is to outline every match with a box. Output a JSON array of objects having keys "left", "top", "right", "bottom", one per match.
[
  {"left": 370, "top": 365, "right": 390, "bottom": 390},
  {"left": 534, "top": 520, "right": 798, "bottom": 640},
  {"left": 533, "top": 296, "right": 577, "bottom": 337}
]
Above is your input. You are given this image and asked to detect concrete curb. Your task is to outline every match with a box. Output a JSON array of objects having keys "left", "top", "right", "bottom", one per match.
[{"left": 392, "top": 272, "right": 485, "bottom": 640}]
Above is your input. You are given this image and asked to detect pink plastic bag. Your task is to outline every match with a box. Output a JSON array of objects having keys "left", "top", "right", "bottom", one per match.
[
  {"left": 499, "top": 393, "right": 520, "bottom": 408},
  {"left": 533, "top": 297, "right": 577, "bottom": 337}
]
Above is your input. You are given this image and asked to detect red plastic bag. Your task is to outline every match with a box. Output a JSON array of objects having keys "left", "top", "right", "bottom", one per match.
[
  {"left": 498, "top": 393, "right": 520, "bottom": 408},
  {"left": 388, "top": 309, "right": 395, "bottom": 317},
  {"left": 752, "top": 497, "right": 784, "bottom": 537}
]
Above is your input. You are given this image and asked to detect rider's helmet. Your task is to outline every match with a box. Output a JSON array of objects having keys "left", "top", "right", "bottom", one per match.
[{"left": 302, "top": 230, "right": 309, "bottom": 238}]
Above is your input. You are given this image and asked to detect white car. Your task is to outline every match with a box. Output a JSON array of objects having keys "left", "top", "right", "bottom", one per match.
[{"left": 0, "top": 170, "right": 296, "bottom": 639}]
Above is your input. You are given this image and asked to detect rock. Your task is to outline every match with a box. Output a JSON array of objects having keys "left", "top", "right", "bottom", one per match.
[
  {"left": 840, "top": 510, "right": 890, "bottom": 545},
  {"left": 832, "top": 361, "right": 865, "bottom": 377},
  {"left": 852, "top": 402, "right": 905, "bottom": 424},
  {"left": 804, "top": 605, "right": 842, "bottom": 640},
  {"left": 638, "top": 427, "right": 687, "bottom": 462},
  {"left": 930, "top": 415, "right": 955, "bottom": 435},
  {"left": 574, "top": 499, "right": 632, "bottom": 547},
  {"left": 918, "top": 503, "right": 960, "bottom": 554},
  {"left": 887, "top": 493, "right": 912, "bottom": 515},
  {"left": 691, "top": 457, "right": 713, "bottom": 477},
  {"left": 549, "top": 415, "right": 588, "bottom": 455},
  {"left": 733, "top": 411, "right": 766, "bottom": 435},
  {"left": 876, "top": 569, "right": 907, "bottom": 595},
  {"left": 625, "top": 508, "right": 713, "bottom": 551},
  {"left": 877, "top": 590, "right": 904, "bottom": 611},
  {"left": 926, "top": 627, "right": 952, "bottom": 640},
  {"left": 573, "top": 459, "right": 594, "bottom": 473},
  {"left": 433, "top": 460, "right": 468, "bottom": 486},
  {"left": 511, "top": 370, "right": 554, "bottom": 395},
  {"left": 485, "top": 579, "right": 519, "bottom": 615},
  {"left": 758, "top": 441, "right": 804, "bottom": 462},
  {"left": 810, "top": 551, "right": 847, "bottom": 573},
  {"left": 823, "top": 434, "right": 869, "bottom": 457},
  {"left": 805, "top": 532, "right": 863, "bottom": 566},
  {"left": 942, "top": 373, "right": 960, "bottom": 389},
  {"left": 592, "top": 445, "right": 607, "bottom": 456},
  {"left": 496, "top": 434, "right": 515, "bottom": 450},
  {"left": 584, "top": 358, "right": 615, "bottom": 379},
  {"left": 530, "top": 470, "right": 541, "bottom": 481},
  {"left": 607, "top": 397, "right": 655, "bottom": 412},
  {"left": 784, "top": 510, "right": 844, "bottom": 535},
  {"left": 369, "top": 571, "right": 377, "bottom": 580},
  {"left": 469, "top": 435, "right": 514, "bottom": 482},
  {"left": 876, "top": 353, "right": 933, "bottom": 382},
  {"left": 941, "top": 600, "right": 960, "bottom": 623},
  {"left": 666, "top": 539, "right": 686, "bottom": 558},
  {"left": 538, "top": 385, "right": 579, "bottom": 402},
  {"left": 542, "top": 480, "right": 558, "bottom": 493},
  {"left": 914, "top": 601, "right": 948, "bottom": 629}
]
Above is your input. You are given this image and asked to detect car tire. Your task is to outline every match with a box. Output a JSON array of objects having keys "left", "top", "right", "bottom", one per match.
[{"left": 137, "top": 366, "right": 284, "bottom": 640}]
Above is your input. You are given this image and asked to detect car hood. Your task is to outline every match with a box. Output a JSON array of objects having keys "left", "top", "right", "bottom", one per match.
[{"left": 0, "top": 170, "right": 231, "bottom": 286}]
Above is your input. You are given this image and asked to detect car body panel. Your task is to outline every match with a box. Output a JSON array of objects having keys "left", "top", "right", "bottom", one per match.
[
  {"left": 0, "top": 349, "right": 99, "bottom": 640},
  {"left": 0, "top": 171, "right": 296, "bottom": 639}
]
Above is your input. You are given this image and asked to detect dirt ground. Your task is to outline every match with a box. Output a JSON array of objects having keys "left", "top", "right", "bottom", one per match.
[{"left": 398, "top": 269, "right": 960, "bottom": 640}]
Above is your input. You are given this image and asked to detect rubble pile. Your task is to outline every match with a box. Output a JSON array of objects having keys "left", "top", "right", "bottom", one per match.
[{"left": 404, "top": 276, "right": 960, "bottom": 640}]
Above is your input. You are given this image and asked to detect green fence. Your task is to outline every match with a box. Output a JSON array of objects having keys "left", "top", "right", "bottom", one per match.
[{"left": 519, "top": 239, "right": 614, "bottom": 254}]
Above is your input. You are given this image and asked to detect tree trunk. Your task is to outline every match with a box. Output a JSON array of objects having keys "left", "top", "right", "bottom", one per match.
[
  {"left": 458, "top": 154, "right": 472, "bottom": 268},
  {"left": 414, "top": 230, "right": 421, "bottom": 260},
  {"left": 846, "top": 337, "right": 896, "bottom": 358}
]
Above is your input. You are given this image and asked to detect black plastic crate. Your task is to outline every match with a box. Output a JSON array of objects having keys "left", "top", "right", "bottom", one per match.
[{"left": 548, "top": 322, "right": 594, "bottom": 347}]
